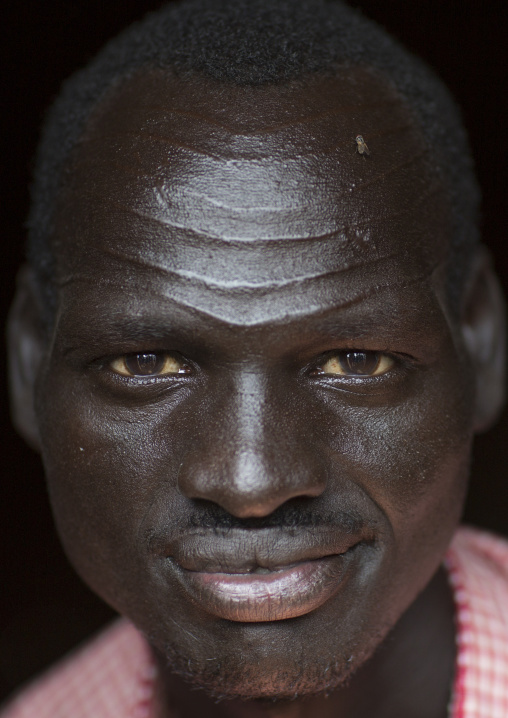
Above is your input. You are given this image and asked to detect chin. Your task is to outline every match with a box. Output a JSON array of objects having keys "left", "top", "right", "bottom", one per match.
[{"left": 157, "top": 639, "right": 372, "bottom": 701}]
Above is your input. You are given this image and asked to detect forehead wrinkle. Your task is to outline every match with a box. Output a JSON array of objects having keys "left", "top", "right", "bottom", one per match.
[
  {"left": 81, "top": 188, "right": 426, "bottom": 247},
  {"left": 107, "top": 192, "right": 336, "bottom": 227},
  {"left": 68, "top": 244, "right": 402, "bottom": 290},
  {"left": 95, "top": 178, "right": 442, "bottom": 243},
  {"left": 78, "top": 194, "right": 367, "bottom": 249},
  {"left": 156, "top": 187, "right": 296, "bottom": 214},
  {"left": 71, "top": 187, "right": 364, "bottom": 245},
  {"left": 108, "top": 191, "right": 326, "bottom": 222},
  {"left": 153, "top": 174, "right": 438, "bottom": 218},
  {"left": 57, "top": 262, "right": 442, "bottom": 330}
]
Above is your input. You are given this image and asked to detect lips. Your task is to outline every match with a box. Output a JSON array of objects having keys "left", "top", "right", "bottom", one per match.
[{"left": 163, "top": 528, "right": 366, "bottom": 622}]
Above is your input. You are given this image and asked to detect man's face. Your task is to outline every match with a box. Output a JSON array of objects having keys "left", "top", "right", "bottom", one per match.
[{"left": 34, "top": 68, "right": 475, "bottom": 698}]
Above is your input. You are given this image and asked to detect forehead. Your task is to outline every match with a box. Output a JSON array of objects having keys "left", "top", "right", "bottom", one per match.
[{"left": 53, "top": 67, "right": 452, "bottom": 326}]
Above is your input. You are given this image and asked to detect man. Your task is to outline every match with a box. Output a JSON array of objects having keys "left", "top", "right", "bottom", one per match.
[{"left": 3, "top": 0, "right": 508, "bottom": 716}]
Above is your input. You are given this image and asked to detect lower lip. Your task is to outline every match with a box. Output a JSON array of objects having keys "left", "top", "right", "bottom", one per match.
[{"left": 174, "top": 553, "right": 355, "bottom": 622}]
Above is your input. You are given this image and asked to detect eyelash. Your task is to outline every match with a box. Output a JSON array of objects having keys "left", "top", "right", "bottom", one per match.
[
  {"left": 101, "top": 349, "right": 402, "bottom": 387},
  {"left": 309, "top": 350, "right": 395, "bottom": 379},
  {"left": 109, "top": 352, "right": 191, "bottom": 379},
  {"left": 92, "top": 351, "right": 190, "bottom": 390},
  {"left": 306, "top": 350, "right": 416, "bottom": 397}
]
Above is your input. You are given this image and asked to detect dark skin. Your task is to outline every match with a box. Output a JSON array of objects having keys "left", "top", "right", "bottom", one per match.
[{"left": 8, "top": 67, "right": 505, "bottom": 717}]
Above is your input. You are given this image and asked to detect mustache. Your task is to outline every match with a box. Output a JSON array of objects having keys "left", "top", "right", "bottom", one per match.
[
  {"left": 142, "top": 498, "right": 379, "bottom": 558},
  {"left": 181, "top": 499, "right": 366, "bottom": 533},
  {"left": 150, "top": 499, "right": 376, "bottom": 571}
]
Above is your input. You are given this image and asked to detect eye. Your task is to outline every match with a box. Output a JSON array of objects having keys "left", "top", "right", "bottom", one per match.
[
  {"left": 109, "top": 352, "right": 190, "bottom": 378},
  {"left": 313, "top": 351, "right": 394, "bottom": 377}
]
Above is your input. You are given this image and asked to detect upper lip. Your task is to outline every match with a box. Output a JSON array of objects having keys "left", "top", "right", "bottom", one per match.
[{"left": 164, "top": 527, "right": 368, "bottom": 573}]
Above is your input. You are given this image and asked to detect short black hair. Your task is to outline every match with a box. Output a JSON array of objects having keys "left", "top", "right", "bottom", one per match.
[{"left": 28, "top": 0, "right": 480, "bottom": 321}]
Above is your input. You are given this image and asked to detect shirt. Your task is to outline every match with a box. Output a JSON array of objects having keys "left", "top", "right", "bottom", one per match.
[{"left": 2, "top": 526, "right": 508, "bottom": 717}]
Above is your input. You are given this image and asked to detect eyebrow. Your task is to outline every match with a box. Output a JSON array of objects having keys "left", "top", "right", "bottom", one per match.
[
  {"left": 309, "top": 304, "right": 442, "bottom": 346},
  {"left": 59, "top": 263, "right": 444, "bottom": 360},
  {"left": 59, "top": 316, "right": 191, "bottom": 358}
]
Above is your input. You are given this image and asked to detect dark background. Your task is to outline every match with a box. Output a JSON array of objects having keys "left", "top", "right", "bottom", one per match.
[{"left": 1, "top": 0, "right": 507, "bottom": 703}]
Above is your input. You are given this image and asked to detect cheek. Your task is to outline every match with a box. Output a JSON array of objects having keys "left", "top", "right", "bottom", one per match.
[
  {"left": 315, "top": 361, "right": 474, "bottom": 589},
  {"left": 35, "top": 372, "right": 190, "bottom": 604},
  {"left": 334, "top": 396, "right": 472, "bottom": 510}
]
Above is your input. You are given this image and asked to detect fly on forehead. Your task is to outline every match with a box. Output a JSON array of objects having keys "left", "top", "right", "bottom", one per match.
[{"left": 355, "top": 135, "right": 370, "bottom": 157}]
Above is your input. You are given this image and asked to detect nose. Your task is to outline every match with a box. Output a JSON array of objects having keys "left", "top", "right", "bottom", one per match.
[{"left": 177, "top": 371, "right": 327, "bottom": 518}]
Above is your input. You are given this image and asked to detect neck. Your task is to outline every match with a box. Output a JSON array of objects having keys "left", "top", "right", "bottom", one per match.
[{"left": 154, "top": 567, "right": 456, "bottom": 718}]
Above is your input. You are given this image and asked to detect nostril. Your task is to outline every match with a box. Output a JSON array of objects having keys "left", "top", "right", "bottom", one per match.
[{"left": 178, "top": 450, "right": 327, "bottom": 518}]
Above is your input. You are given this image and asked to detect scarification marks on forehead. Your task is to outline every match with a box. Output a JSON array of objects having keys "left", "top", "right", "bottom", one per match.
[
  {"left": 54, "top": 67, "right": 452, "bottom": 327},
  {"left": 57, "top": 254, "right": 443, "bottom": 327},
  {"left": 70, "top": 82, "right": 439, "bottom": 247},
  {"left": 56, "top": 173, "right": 448, "bottom": 301},
  {"left": 68, "top": 137, "right": 440, "bottom": 243}
]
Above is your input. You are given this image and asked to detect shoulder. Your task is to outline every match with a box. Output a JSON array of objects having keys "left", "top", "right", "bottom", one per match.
[
  {"left": 448, "top": 525, "right": 508, "bottom": 584},
  {"left": 0, "top": 619, "right": 155, "bottom": 718},
  {"left": 447, "top": 525, "right": 508, "bottom": 629},
  {"left": 446, "top": 526, "right": 508, "bottom": 717}
]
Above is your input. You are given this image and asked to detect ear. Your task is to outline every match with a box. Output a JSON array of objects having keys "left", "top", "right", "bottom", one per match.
[
  {"left": 460, "top": 247, "right": 506, "bottom": 433},
  {"left": 7, "top": 266, "right": 48, "bottom": 452}
]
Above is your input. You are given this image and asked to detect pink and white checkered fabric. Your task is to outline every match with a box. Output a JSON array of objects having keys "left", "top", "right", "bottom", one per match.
[
  {"left": 446, "top": 527, "right": 508, "bottom": 718},
  {"left": 2, "top": 526, "right": 508, "bottom": 717},
  {"left": 0, "top": 619, "right": 157, "bottom": 718}
]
